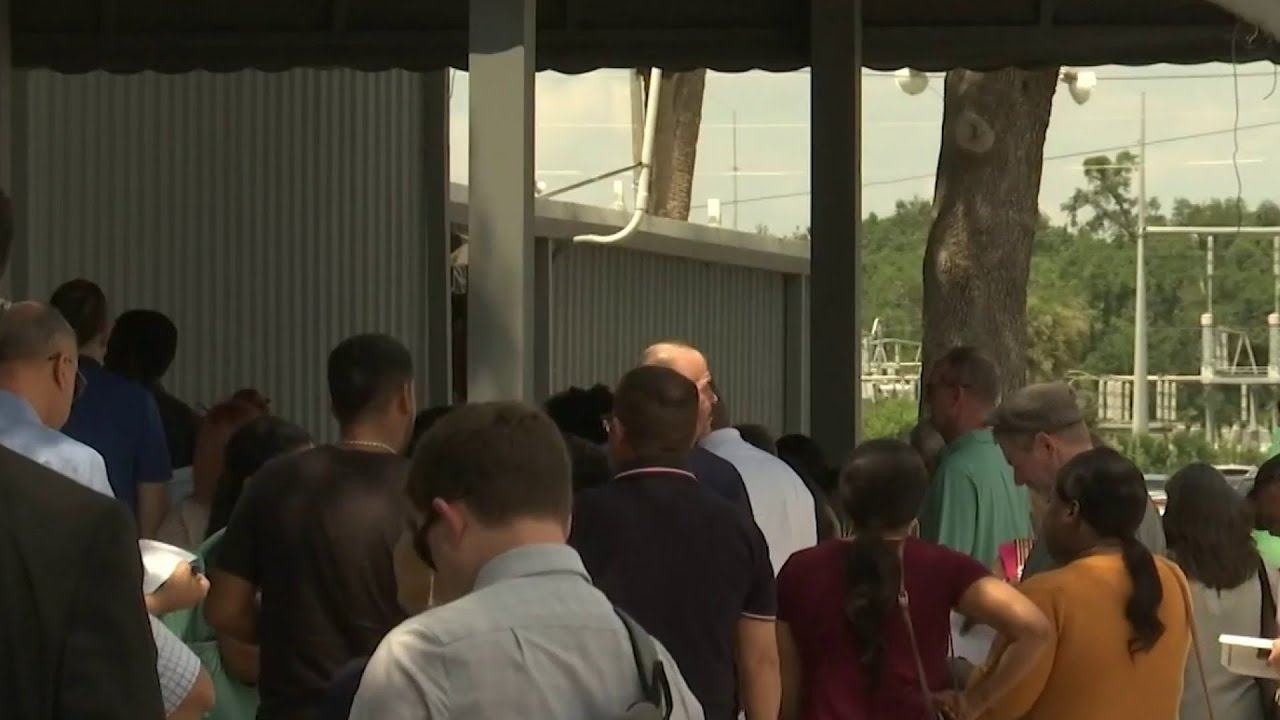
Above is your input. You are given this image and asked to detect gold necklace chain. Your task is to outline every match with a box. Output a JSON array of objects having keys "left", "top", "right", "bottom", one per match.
[{"left": 337, "top": 440, "right": 397, "bottom": 454}]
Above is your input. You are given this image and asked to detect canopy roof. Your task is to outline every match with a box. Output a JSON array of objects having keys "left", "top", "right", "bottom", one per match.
[{"left": 13, "top": 0, "right": 1279, "bottom": 74}]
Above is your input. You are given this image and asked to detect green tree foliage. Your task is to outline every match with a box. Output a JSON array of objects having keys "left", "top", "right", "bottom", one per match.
[{"left": 861, "top": 154, "right": 1279, "bottom": 396}]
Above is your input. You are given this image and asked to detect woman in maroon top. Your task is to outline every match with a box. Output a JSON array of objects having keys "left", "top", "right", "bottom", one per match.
[{"left": 776, "top": 439, "right": 1051, "bottom": 720}]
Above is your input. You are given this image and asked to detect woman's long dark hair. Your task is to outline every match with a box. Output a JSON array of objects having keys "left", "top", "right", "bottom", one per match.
[
  {"left": 838, "top": 438, "right": 930, "bottom": 684},
  {"left": 1164, "top": 463, "right": 1258, "bottom": 590},
  {"left": 1249, "top": 455, "right": 1280, "bottom": 531},
  {"left": 206, "top": 416, "right": 312, "bottom": 539},
  {"left": 1057, "top": 447, "right": 1165, "bottom": 656}
]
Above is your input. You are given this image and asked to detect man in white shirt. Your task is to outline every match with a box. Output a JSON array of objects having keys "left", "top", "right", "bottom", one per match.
[
  {"left": 349, "top": 401, "right": 703, "bottom": 720},
  {"left": 701, "top": 386, "right": 816, "bottom": 574}
]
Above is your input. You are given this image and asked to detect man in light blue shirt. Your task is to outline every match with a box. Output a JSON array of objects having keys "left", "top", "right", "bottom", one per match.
[
  {"left": 0, "top": 302, "right": 112, "bottom": 497},
  {"left": 349, "top": 401, "right": 704, "bottom": 720}
]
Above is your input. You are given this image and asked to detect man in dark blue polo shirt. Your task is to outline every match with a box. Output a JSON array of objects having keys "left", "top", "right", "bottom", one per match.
[
  {"left": 643, "top": 341, "right": 754, "bottom": 520},
  {"left": 570, "top": 365, "right": 780, "bottom": 720},
  {"left": 50, "top": 279, "right": 171, "bottom": 536}
]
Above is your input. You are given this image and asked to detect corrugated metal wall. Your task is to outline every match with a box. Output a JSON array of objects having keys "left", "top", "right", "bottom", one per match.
[
  {"left": 17, "top": 69, "right": 430, "bottom": 439},
  {"left": 15, "top": 68, "right": 792, "bottom": 438},
  {"left": 551, "top": 242, "right": 788, "bottom": 429}
]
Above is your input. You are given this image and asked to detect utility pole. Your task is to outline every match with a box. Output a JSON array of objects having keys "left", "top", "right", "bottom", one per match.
[{"left": 1133, "top": 91, "right": 1149, "bottom": 435}]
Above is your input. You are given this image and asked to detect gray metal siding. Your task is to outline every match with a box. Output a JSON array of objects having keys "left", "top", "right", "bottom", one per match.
[
  {"left": 551, "top": 241, "right": 788, "bottom": 430},
  {"left": 17, "top": 69, "right": 429, "bottom": 440}
]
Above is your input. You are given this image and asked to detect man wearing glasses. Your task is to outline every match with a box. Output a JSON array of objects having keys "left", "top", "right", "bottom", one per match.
[{"left": 0, "top": 301, "right": 111, "bottom": 497}]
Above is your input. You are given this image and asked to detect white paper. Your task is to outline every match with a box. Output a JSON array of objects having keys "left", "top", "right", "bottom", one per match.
[
  {"left": 1219, "top": 634, "right": 1280, "bottom": 680},
  {"left": 138, "top": 539, "right": 198, "bottom": 595},
  {"left": 950, "top": 611, "right": 997, "bottom": 663}
]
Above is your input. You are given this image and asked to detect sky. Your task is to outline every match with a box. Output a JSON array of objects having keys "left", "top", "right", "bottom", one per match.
[{"left": 446, "top": 62, "right": 1280, "bottom": 235}]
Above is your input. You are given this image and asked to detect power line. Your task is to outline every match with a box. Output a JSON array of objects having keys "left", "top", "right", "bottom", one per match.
[{"left": 694, "top": 119, "right": 1280, "bottom": 209}]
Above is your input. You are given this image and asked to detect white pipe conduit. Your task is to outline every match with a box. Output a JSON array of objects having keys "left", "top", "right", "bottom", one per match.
[{"left": 574, "top": 68, "right": 664, "bottom": 243}]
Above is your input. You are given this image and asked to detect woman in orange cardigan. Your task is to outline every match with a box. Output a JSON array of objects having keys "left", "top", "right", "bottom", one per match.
[{"left": 970, "top": 447, "right": 1193, "bottom": 720}]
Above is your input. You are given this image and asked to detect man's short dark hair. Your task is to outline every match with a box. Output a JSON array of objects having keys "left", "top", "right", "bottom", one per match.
[
  {"left": 408, "top": 401, "right": 572, "bottom": 525},
  {"left": 613, "top": 365, "right": 699, "bottom": 460},
  {"left": 934, "top": 346, "right": 1000, "bottom": 404},
  {"left": 105, "top": 309, "right": 178, "bottom": 382},
  {"left": 327, "top": 333, "right": 414, "bottom": 426},
  {"left": 0, "top": 302, "right": 76, "bottom": 364},
  {"left": 49, "top": 279, "right": 108, "bottom": 348}
]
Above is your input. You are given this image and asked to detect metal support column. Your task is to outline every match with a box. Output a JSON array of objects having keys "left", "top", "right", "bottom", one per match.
[
  {"left": 423, "top": 70, "right": 453, "bottom": 407},
  {"left": 467, "top": 0, "right": 536, "bottom": 402},
  {"left": 532, "top": 237, "right": 553, "bottom": 402},
  {"left": 808, "top": 0, "right": 862, "bottom": 461},
  {"left": 0, "top": 0, "right": 14, "bottom": 297},
  {"left": 783, "top": 273, "right": 810, "bottom": 434}
]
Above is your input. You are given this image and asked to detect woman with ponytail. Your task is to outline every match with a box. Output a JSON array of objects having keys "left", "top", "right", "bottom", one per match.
[
  {"left": 975, "top": 447, "right": 1193, "bottom": 720},
  {"left": 776, "top": 439, "right": 1050, "bottom": 720}
]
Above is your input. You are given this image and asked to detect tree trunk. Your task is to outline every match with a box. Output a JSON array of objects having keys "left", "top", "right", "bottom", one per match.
[
  {"left": 921, "top": 69, "right": 1059, "bottom": 401},
  {"left": 640, "top": 69, "right": 707, "bottom": 221}
]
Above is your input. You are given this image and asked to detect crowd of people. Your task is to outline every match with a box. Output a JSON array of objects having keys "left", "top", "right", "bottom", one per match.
[{"left": 6, "top": 271, "right": 1280, "bottom": 720}]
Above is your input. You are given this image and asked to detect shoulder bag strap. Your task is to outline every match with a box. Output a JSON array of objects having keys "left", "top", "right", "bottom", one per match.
[
  {"left": 1256, "top": 559, "right": 1279, "bottom": 718},
  {"left": 1182, "top": 570, "right": 1217, "bottom": 720},
  {"left": 614, "top": 606, "right": 673, "bottom": 719},
  {"left": 898, "top": 541, "right": 942, "bottom": 718}
]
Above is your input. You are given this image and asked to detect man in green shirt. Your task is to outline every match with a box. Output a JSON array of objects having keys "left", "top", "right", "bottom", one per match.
[
  {"left": 989, "top": 382, "right": 1167, "bottom": 579},
  {"left": 918, "top": 347, "right": 1031, "bottom": 567}
]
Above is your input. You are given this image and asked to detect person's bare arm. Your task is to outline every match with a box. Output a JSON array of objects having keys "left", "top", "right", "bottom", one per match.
[
  {"left": 145, "top": 562, "right": 209, "bottom": 616},
  {"left": 137, "top": 482, "right": 169, "bottom": 539},
  {"left": 205, "top": 570, "right": 260, "bottom": 644},
  {"left": 776, "top": 621, "right": 802, "bottom": 720},
  {"left": 736, "top": 616, "right": 781, "bottom": 720},
  {"left": 166, "top": 668, "right": 216, "bottom": 720},
  {"left": 217, "top": 634, "right": 260, "bottom": 686},
  {"left": 956, "top": 577, "right": 1053, "bottom": 718}
]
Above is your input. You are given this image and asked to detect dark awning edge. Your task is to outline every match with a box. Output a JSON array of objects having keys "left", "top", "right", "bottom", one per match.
[{"left": 12, "top": 24, "right": 1278, "bottom": 75}]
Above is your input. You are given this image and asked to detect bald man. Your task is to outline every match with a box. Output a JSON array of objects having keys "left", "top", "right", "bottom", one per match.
[
  {"left": 643, "top": 342, "right": 753, "bottom": 519},
  {"left": 0, "top": 302, "right": 112, "bottom": 496}
]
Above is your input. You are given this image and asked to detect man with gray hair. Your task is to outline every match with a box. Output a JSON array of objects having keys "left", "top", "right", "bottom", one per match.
[
  {"left": 642, "top": 341, "right": 753, "bottom": 519},
  {"left": 989, "top": 381, "right": 1166, "bottom": 580},
  {"left": 0, "top": 301, "right": 111, "bottom": 496}
]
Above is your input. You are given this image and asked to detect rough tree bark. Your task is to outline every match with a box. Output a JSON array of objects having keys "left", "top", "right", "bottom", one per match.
[
  {"left": 640, "top": 69, "right": 707, "bottom": 221},
  {"left": 921, "top": 68, "right": 1060, "bottom": 401}
]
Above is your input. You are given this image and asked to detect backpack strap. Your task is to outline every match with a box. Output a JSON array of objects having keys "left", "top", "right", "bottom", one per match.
[{"left": 614, "top": 607, "right": 674, "bottom": 719}]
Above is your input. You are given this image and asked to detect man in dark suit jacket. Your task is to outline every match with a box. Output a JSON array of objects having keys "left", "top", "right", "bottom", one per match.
[{"left": 0, "top": 442, "right": 166, "bottom": 719}]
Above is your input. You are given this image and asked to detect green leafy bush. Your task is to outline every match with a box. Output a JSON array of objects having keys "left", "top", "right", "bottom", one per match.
[
  {"left": 1109, "top": 431, "right": 1267, "bottom": 474},
  {"left": 863, "top": 397, "right": 919, "bottom": 440}
]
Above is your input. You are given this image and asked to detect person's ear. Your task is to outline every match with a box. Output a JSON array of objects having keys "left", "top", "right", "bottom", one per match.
[
  {"left": 52, "top": 355, "right": 69, "bottom": 391},
  {"left": 434, "top": 497, "right": 468, "bottom": 545}
]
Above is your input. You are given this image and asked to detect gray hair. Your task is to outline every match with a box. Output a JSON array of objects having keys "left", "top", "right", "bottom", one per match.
[{"left": 0, "top": 301, "right": 77, "bottom": 364}]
